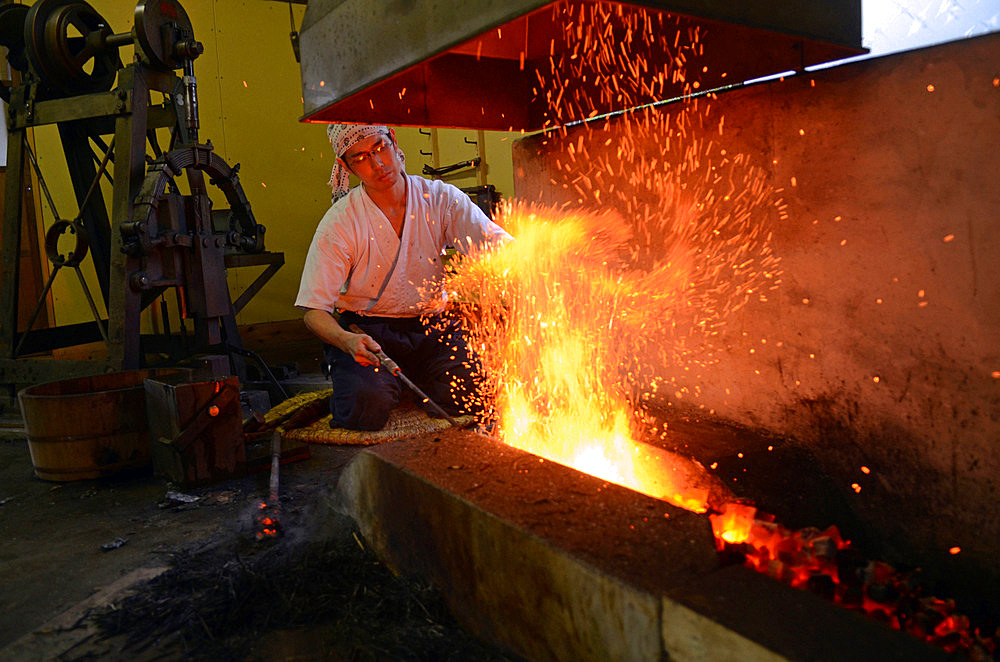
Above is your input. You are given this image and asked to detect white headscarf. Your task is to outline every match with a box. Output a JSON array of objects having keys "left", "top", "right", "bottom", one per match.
[{"left": 326, "top": 123, "right": 403, "bottom": 202}]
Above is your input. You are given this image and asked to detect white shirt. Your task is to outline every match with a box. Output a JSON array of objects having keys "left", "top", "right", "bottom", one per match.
[{"left": 296, "top": 175, "right": 511, "bottom": 317}]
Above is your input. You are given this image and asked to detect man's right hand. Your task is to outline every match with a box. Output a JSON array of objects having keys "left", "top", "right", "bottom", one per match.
[
  {"left": 345, "top": 332, "right": 382, "bottom": 367},
  {"left": 303, "top": 309, "right": 384, "bottom": 368}
]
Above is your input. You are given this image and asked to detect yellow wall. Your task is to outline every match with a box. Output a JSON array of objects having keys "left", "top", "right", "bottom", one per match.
[{"left": 31, "top": 0, "right": 517, "bottom": 327}]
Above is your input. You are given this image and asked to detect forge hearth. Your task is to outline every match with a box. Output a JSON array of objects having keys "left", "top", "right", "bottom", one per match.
[{"left": 336, "top": 428, "right": 951, "bottom": 662}]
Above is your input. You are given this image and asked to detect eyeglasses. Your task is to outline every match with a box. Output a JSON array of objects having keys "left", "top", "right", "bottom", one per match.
[{"left": 344, "top": 137, "right": 391, "bottom": 168}]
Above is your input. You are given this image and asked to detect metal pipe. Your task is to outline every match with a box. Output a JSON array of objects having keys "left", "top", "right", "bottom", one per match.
[{"left": 227, "top": 344, "right": 290, "bottom": 400}]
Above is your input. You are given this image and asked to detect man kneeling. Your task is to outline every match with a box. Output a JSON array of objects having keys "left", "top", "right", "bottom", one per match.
[{"left": 295, "top": 123, "right": 511, "bottom": 430}]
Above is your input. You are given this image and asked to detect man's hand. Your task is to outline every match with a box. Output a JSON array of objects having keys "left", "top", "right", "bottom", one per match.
[
  {"left": 303, "top": 308, "right": 383, "bottom": 368},
  {"left": 345, "top": 332, "right": 382, "bottom": 367}
]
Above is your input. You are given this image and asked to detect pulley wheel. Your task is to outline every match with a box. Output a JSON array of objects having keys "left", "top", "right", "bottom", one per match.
[
  {"left": 24, "top": 0, "right": 122, "bottom": 95},
  {"left": 134, "top": 0, "right": 194, "bottom": 71},
  {"left": 0, "top": 4, "right": 30, "bottom": 102},
  {"left": 45, "top": 219, "right": 90, "bottom": 267},
  {"left": 0, "top": 4, "right": 30, "bottom": 73}
]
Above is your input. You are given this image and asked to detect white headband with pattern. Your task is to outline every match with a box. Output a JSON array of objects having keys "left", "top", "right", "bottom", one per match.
[{"left": 326, "top": 123, "right": 392, "bottom": 202}]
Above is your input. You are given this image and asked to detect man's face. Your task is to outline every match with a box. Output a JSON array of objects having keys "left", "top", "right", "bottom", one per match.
[{"left": 340, "top": 133, "right": 403, "bottom": 193}]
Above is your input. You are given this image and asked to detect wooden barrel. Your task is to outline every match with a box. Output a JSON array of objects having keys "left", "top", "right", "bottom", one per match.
[{"left": 18, "top": 369, "right": 189, "bottom": 481}]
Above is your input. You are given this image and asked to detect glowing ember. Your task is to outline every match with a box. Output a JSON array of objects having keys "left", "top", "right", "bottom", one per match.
[
  {"left": 709, "top": 502, "right": 756, "bottom": 544},
  {"left": 708, "top": 504, "right": 996, "bottom": 658},
  {"left": 254, "top": 501, "right": 281, "bottom": 540}
]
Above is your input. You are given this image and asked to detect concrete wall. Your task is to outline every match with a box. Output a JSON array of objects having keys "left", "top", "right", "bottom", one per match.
[{"left": 512, "top": 33, "right": 1000, "bottom": 606}]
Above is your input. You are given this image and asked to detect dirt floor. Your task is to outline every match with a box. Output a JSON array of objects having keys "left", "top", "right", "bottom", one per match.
[
  {"left": 1, "top": 387, "right": 995, "bottom": 661},
  {"left": 0, "top": 422, "right": 519, "bottom": 661}
]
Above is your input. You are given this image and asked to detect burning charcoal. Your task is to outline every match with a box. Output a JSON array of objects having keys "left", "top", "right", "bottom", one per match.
[
  {"left": 862, "top": 560, "right": 896, "bottom": 586},
  {"left": 797, "top": 526, "right": 821, "bottom": 541},
  {"left": 807, "top": 573, "right": 836, "bottom": 600},
  {"left": 253, "top": 501, "right": 283, "bottom": 541},
  {"left": 896, "top": 596, "right": 921, "bottom": 624},
  {"left": 928, "top": 632, "right": 963, "bottom": 654},
  {"left": 717, "top": 542, "right": 748, "bottom": 567},
  {"left": 903, "top": 571, "right": 930, "bottom": 596},
  {"left": 933, "top": 614, "right": 970, "bottom": 638},
  {"left": 866, "top": 606, "right": 893, "bottom": 624},
  {"left": 866, "top": 582, "right": 899, "bottom": 605},
  {"left": 916, "top": 609, "right": 946, "bottom": 638},
  {"left": 775, "top": 535, "right": 801, "bottom": 562},
  {"left": 765, "top": 559, "right": 788, "bottom": 582},
  {"left": 100, "top": 537, "right": 128, "bottom": 552},
  {"left": 835, "top": 547, "right": 867, "bottom": 586},
  {"left": 840, "top": 582, "right": 865, "bottom": 608},
  {"left": 809, "top": 536, "right": 838, "bottom": 560}
]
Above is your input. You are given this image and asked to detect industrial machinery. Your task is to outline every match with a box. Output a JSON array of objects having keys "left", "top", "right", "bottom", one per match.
[{"left": 0, "top": 0, "right": 283, "bottom": 404}]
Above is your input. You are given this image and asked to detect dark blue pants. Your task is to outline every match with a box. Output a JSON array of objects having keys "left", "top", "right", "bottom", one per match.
[{"left": 323, "top": 311, "right": 479, "bottom": 430}]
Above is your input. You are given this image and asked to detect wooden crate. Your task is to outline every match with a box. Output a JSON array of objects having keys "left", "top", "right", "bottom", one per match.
[{"left": 145, "top": 374, "right": 246, "bottom": 486}]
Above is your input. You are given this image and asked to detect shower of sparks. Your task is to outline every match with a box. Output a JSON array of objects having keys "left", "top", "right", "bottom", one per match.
[
  {"left": 445, "top": 203, "right": 718, "bottom": 510},
  {"left": 439, "top": 1, "right": 783, "bottom": 514}
]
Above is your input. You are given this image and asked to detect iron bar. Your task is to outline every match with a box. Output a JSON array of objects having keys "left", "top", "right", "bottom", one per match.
[
  {"left": 72, "top": 265, "right": 109, "bottom": 345},
  {"left": 78, "top": 135, "right": 115, "bottom": 215},
  {"left": 23, "top": 139, "right": 61, "bottom": 221},
  {"left": 12, "top": 265, "right": 61, "bottom": 358}
]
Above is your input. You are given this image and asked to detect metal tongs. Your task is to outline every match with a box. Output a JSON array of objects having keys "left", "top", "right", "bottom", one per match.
[{"left": 348, "top": 323, "right": 462, "bottom": 427}]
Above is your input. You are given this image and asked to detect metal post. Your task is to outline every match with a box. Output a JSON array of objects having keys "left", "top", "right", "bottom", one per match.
[
  {"left": 1, "top": 121, "right": 26, "bottom": 359},
  {"left": 107, "top": 67, "right": 150, "bottom": 370}
]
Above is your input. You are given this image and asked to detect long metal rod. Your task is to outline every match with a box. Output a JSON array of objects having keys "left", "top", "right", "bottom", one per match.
[
  {"left": 269, "top": 428, "right": 281, "bottom": 505},
  {"left": 24, "top": 141, "right": 61, "bottom": 221},
  {"left": 78, "top": 135, "right": 116, "bottom": 214},
  {"left": 12, "top": 265, "right": 61, "bottom": 358},
  {"left": 72, "top": 266, "right": 109, "bottom": 345},
  {"left": 228, "top": 344, "right": 290, "bottom": 400},
  {"left": 348, "top": 323, "right": 462, "bottom": 427}
]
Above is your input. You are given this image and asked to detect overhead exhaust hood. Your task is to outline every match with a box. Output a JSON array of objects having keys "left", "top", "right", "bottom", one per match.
[{"left": 298, "top": 0, "right": 864, "bottom": 131}]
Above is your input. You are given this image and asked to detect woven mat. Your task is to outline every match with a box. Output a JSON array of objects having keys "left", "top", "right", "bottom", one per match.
[
  {"left": 262, "top": 389, "right": 473, "bottom": 446},
  {"left": 284, "top": 405, "right": 474, "bottom": 446}
]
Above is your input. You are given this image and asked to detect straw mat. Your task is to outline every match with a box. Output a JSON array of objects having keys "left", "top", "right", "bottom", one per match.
[{"left": 252, "top": 388, "right": 473, "bottom": 446}]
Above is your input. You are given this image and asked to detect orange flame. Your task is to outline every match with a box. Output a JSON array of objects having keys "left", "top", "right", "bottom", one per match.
[
  {"left": 440, "top": 1, "right": 778, "bottom": 517},
  {"left": 709, "top": 502, "right": 757, "bottom": 544},
  {"left": 446, "top": 204, "right": 719, "bottom": 512}
]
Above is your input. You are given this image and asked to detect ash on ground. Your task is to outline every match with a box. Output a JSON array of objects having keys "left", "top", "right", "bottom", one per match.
[{"left": 89, "top": 491, "right": 519, "bottom": 662}]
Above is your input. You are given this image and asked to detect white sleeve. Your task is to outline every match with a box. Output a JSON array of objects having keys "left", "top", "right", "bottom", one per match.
[
  {"left": 441, "top": 184, "right": 513, "bottom": 254},
  {"left": 295, "top": 222, "right": 353, "bottom": 313}
]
